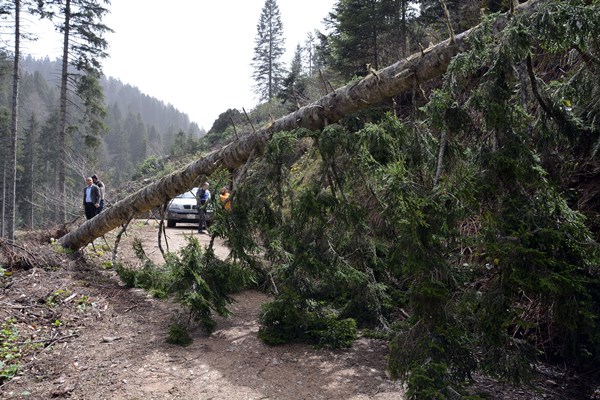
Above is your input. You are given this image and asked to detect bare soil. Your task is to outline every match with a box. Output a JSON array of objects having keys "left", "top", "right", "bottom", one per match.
[{"left": 0, "top": 220, "right": 405, "bottom": 400}]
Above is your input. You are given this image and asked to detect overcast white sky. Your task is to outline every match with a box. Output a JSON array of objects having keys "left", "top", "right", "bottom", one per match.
[{"left": 23, "top": 0, "right": 337, "bottom": 130}]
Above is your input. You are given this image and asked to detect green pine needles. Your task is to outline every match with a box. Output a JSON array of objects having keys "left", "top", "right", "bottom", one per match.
[
  {"left": 207, "top": 1, "right": 600, "bottom": 398},
  {"left": 112, "top": 0, "right": 600, "bottom": 396},
  {"left": 116, "top": 235, "right": 255, "bottom": 340}
]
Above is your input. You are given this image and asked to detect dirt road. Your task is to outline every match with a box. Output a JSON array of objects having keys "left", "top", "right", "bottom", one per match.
[{"left": 0, "top": 220, "right": 405, "bottom": 400}]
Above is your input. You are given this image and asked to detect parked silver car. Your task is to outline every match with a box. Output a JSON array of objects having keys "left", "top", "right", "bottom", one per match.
[{"left": 166, "top": 188, "right": 213, "bottom": 228}]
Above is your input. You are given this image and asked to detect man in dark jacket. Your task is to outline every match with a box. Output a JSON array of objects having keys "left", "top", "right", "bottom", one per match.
[
  {"left": 91, "top": 174, "right": 106, "bottom": 212},
  {"left": 83, "top": 177, "right": 101, "bottom": 220},
  {"left": 196, "top": 182, "right": 211, "bottom": 233}
]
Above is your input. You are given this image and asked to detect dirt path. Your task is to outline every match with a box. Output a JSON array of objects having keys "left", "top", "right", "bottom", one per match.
[{"left": 0, "top": 220, "right": 405, "bottom": 400}]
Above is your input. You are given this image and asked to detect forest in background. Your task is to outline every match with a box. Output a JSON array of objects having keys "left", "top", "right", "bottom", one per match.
[
  {"left": 0, "top": 55, "right": 203, "bottom": 230},
  {"left": 1, "top": 0, "right": 600, "bottom": 398}
]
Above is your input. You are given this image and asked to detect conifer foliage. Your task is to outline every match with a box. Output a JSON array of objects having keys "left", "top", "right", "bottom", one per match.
[
  {"left": 36, "top": 0, "right": 112, "bottom": 223},
  {"left": 116, "top": 236, "right": 255, "bottom": 336},
  {"left": 252, "top": 0, "right": 286, "bottom": 101},
  {"left": 211, "top": 1, "right": 600, "bottom": 397}
]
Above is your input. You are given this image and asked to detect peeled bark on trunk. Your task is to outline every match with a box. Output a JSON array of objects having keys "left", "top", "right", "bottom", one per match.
[{"left": 59, "top": 0, "right": 542, "bottom": 251}]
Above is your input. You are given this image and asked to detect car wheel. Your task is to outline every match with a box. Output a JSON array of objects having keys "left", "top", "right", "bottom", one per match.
[{"left": 167, "top": 219, "right": 176, "bottom": 228}]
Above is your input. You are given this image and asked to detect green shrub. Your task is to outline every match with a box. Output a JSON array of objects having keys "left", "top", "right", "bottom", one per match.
[
  {"left": 116, "top": 236, "right": 255, "bottom": 338},
  {"left": 166, "top": 322, "right": 193, "bottom": 347},
  {"left": 0, "top": 318, "right": 21, "bottom": 383},
  {"left": 258, "top": 291, "right": 357, "bottom": 348}
]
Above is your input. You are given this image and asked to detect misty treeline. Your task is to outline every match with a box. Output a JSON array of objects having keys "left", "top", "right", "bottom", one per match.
[
  {"left": 0, "top": 55, "right": 202, "bottom": 231},
  {"left": 0, "top": 0, "right": 207, "bottom": 237}
]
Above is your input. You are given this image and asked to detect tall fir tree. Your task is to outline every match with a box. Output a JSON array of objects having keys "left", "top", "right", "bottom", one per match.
[
  {"left": 36, "top": 111, "right": 61, "bottom": 227},
  {"left": 125, "top": 112, "right": 148, "bottom": 166},
  {"left": 304, "top": 32, "right": 316, "bottom": 77},
  {"left": 39, "top": 0, "right": 112, "bottom": 223},
  {"left": 0, "top": 0, "right": 42, "bottom": 239},
  {"left": 252, "top": 0, "right": 286, "bottom": 101},
  {"left": 324, "top": 0, "right": 420, "bottom": 79},
  {"left": 5, "top": 0, "right": 22, "bottom": 241},
  {"left": 104, "top": 104, "right": 131, "bottom": 184},
  {"left": 380, "top": 0, "right": 413, "bottom": 59},
  {"left": 278, "top": 44, "right": 307, "bottom": 111},
  {"left": 0, "top": 108, "right": 9, "bottom": 237},
  {"left": 19, "top": 114, "right": 39, "bottom": 229},
  {"left": 325, "top": 0, "right": 387, "bottom": 78}
]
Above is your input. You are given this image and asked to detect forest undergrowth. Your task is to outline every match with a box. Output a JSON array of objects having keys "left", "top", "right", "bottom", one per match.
[{"left": 174, "top": 2, "right": 600, "bottom": 398}]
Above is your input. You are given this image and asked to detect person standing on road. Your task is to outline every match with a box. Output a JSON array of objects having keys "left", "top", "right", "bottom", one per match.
[
  {"left": 83, "top": 177, "right": 101, "bottom": 220},
  {"left": 197, "top": 182, "right": 211, "bottom": 234},
  {"left": 219, "top": 187, "right": 231, "bottom": 211},
  {"left": 91, "top": 174, "right": 106, "bottom": 213}
]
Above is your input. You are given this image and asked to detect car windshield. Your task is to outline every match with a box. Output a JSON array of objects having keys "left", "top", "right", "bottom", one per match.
[{"left": 175, "top": 189, "right": 197, "bottom": 199}]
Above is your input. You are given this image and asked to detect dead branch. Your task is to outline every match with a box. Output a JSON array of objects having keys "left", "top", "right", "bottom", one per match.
[{"left": 111, "top": 218, "right": 132, "bottom": 264}]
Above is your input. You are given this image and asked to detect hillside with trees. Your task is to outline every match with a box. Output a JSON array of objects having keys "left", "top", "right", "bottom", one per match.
[
  {"left": 2, "top": 0, "right": 600, "bottom": 399},
  {"left": 0, "top": 55, "right": 204, "bottom": 232}
]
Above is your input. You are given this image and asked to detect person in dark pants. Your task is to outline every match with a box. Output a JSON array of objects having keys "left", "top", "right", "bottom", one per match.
[
  {"left": 196, "top": 182, "right": 211, "bottom": 233},
  {"left": 91, "top": 174, "right": 105, "bottom": 213},
  {"left": 83, "top": 177, "right": 101, "bottom": 220}
]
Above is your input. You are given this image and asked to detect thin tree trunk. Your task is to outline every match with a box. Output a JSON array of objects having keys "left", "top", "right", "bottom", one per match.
[
  {"left": 6, "top": 0, "right": 21, "bottom": 241},
  {"left": 26, "top": 118, "right": 36, "bottom": 229},
  {"left": 1, "top": 167, "right": 5, "bottom": 237},
  {"left": 434, "top": 130, "right": 447, "bottom": 187},
  {"left": 58, "top": 0, "right": 71, "bottom": 224},
  {"left": 401, "top": 0, "right": 408, "bottom": 58},
  {"left": 59, "top": 0, "right": 543, "bottom": 251}
]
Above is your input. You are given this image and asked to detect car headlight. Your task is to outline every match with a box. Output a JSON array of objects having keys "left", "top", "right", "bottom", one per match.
[{"left": 168, "top": 203, "right": 181, "bottom": 210}]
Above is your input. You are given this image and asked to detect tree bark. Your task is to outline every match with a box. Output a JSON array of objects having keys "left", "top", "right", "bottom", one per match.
[
  {"left": 6, "top": 0, "right": 21, "bottom": 241},
  {"left": 58, "top": 0, "right": 71, "bottom": 224},
  {"left": 59, "top": 0, "right": 542, "bottom": 251}
]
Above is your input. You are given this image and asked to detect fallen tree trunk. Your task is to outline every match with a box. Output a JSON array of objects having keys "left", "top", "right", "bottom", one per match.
[{"left": 59, "top": 0, "right": 542, "bottom": 251}]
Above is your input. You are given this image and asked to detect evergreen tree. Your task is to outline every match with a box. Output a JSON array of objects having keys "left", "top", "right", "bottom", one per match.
[
  {"left": 36, "top": 111, "right": 61, "bottom": 227},
  {"left": 303, "top": 32, "right": 316, "bottom": 76},
  {"left": 125, "top": 112, "right": 148, "bottom": 166},
  {"left": 104, "top": 104, "right": 131, "bottom": 184},
  {"left": 0, "top": 108, "right": 9, "bottom": 237},
  {"left": 208, "top": 108, "right": 243, "bottom": 135},
  {"left": 19, "top": 70, "right": 55, "bottom": 123},
  {"left": 19, "top": 114, "right": 38, "bottom": 229},
  {"left": 278, "top": 44, "right": 307, "bottom": 111},
  {"left": 4, "top": 0, "right": 22, "bottom": 241},
  {"left": 170, "top": 130, "right": 200, "bottom": 158},
  {"left": 416, "top": 0, "right": 480, "bottom": 41},
  {"left": 303, "top": 31, "right": 328, "bottom": 76},
  {"left": 252, "top": 0, "right": 286, "bottom": 101},
  {"left": 380, "top": 0, "right": 413, "bottom": 59},
  {"left": 147, "top": 125, "right": 162, "bottom": 156},
  {"left": 325, "top": 0, "right": 384, "bottom": 78},
  {"left": 39, "top": 0, "right": 112, "bottom": 223},
  {"left": 324, "top": 0, "right": 422, "bottom": 79},
  {"left": 0, "top": 0, "right": 43, "bottom": 239}
]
